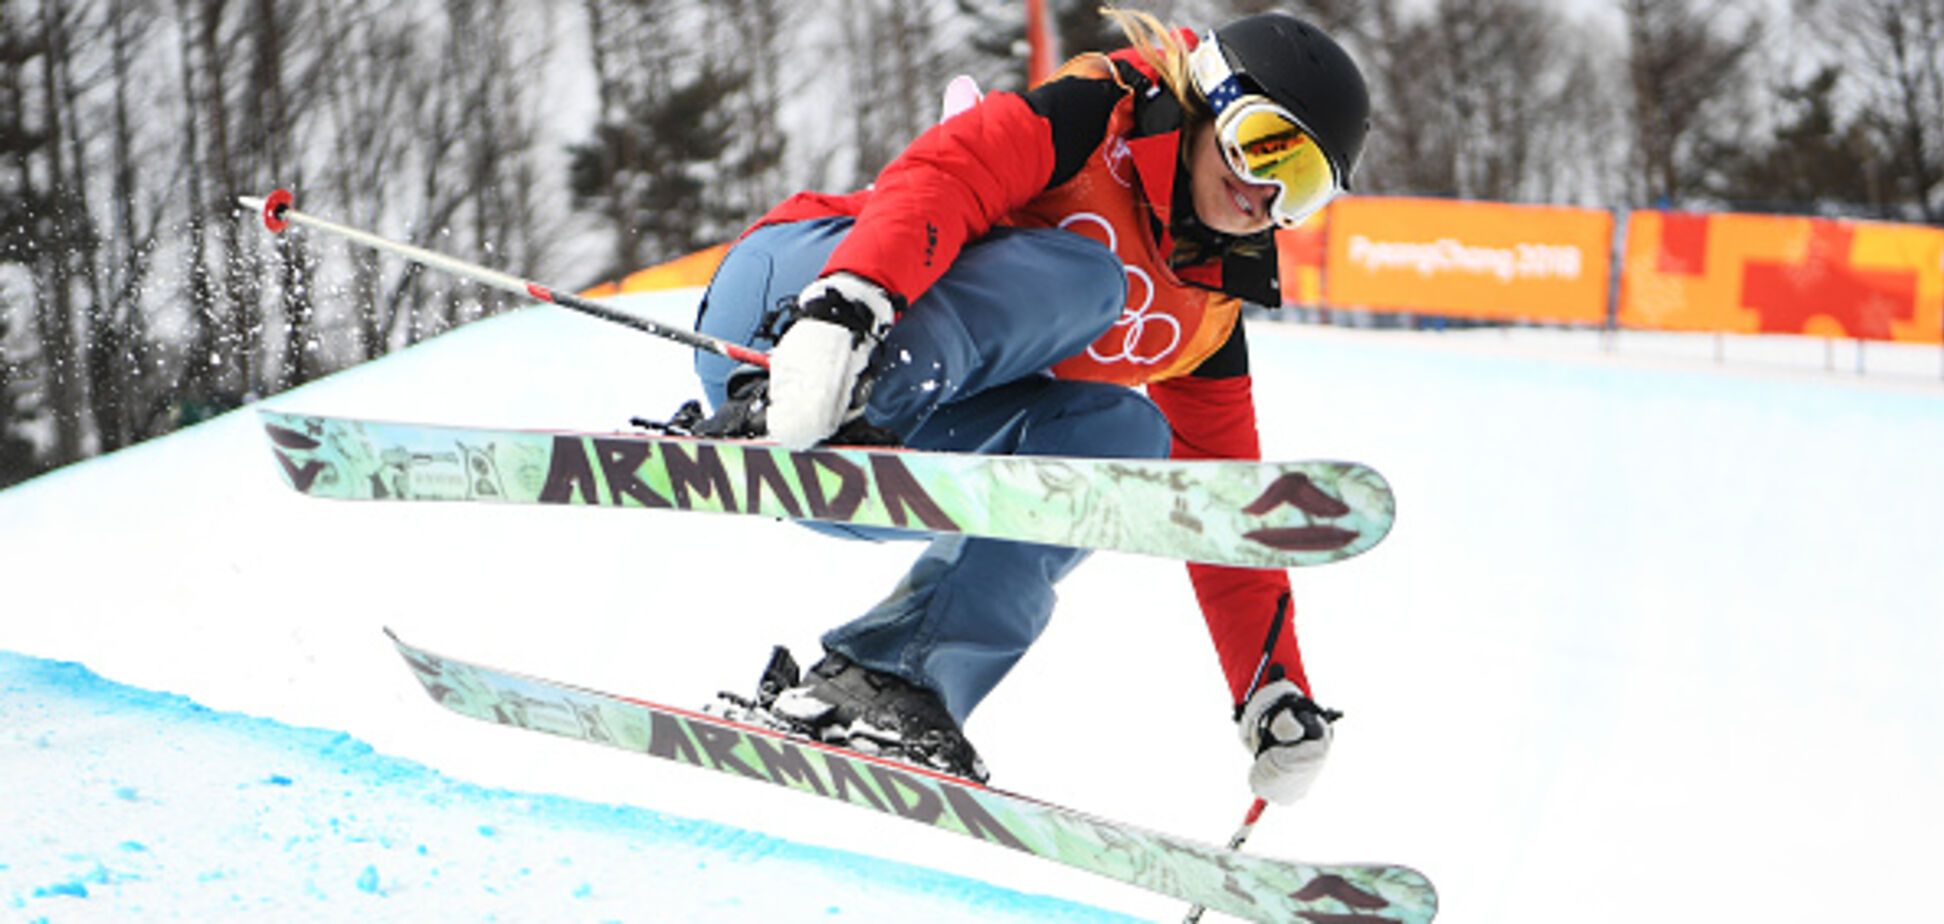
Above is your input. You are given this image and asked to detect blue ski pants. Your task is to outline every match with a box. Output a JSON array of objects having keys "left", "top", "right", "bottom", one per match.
[{"left": 695, "top": 218, "right": 1173, "bottom": 722}]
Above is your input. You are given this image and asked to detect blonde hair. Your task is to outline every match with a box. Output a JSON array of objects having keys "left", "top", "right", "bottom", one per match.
[{"left": 1098, "top": 6, "right": 1200, "bottom": 112}]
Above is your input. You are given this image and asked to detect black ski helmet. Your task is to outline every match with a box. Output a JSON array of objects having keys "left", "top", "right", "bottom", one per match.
[{"left": 1201, "top": 12, "right": 1371, "bottom": 189}]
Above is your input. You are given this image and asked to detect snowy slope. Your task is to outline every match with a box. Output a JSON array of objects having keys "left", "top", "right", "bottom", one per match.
[
  {"left": 0, "top": 651, "right": 1135, "bottom": 923},
  {"left": 3, "top": 289, "right": 1942, "bottom": 922}
]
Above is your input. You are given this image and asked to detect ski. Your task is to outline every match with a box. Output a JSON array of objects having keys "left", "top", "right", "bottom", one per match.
[
  {"left": 259, "top": 410, "right": 1393, "bottom": 568},
  {"left": 386, "top": 630, "right": 1437, "bottom": 923}
]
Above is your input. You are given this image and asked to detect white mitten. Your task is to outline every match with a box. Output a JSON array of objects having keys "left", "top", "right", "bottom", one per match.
[
  {"left": 766, "top": 273, "right": 897, "bottom": 449},
  {"left": 1237, "top": 679, "right": 1336, "bottom": 804},
  {"left": 940, "top": 74, "right": 984, "bottom": 121}
]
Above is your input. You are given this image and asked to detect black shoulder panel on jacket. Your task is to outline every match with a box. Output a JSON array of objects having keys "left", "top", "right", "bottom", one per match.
[
  {"left": 1020, "top": 76, "right": 1126, "bottom": 190},
  {"left": 1114, "top": 59, "right": 1189, "bottom": 139},
  {"left": 1191, "top": 318, "right": 1251, "bottom": 379}
]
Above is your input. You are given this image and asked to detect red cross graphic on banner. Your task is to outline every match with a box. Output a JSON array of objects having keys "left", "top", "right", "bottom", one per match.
[{"left": 1740, "top": 220, "right": 1919, "bottom": 340}]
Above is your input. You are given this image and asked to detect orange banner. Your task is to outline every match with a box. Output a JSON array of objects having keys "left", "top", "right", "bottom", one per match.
[
  {"left": 1621, "top": 211, "right": 1944, "bottom": 343},
  {"left": 1275, "top": 207, "right": 1329, "bottom": 306},
  {"left": 580, "top": 243, "right": 731, "bottom": 299},
  {"left": 1324, "top": 196, "right": 1613, "bottom": 324}
]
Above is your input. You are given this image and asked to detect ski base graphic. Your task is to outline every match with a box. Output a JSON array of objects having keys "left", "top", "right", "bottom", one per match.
[
  {"left": 387, "top": 631, "right": 1437, "bottom": 923},
  {"left": 261, "top": 410, "right": 1394, "bottom": 568}
]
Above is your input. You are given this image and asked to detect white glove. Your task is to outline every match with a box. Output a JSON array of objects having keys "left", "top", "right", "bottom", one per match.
[
  {"left": 766, "top": 273, "right": 897, "bottom": 449},
  {"left": 1237, "top": 679, "right": 1336, "bottom": 804},
  {"left": 939, "top": 74, "right": 983, "bottom": 121}
]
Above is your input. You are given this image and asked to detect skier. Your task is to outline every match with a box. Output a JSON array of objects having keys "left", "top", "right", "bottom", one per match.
[{"left": 692, "top": 7, "right": 1369, "bottom": 805}]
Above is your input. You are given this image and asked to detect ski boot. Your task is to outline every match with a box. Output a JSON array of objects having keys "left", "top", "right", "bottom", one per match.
[{"left": 721, "top": 646, "right": 988, "bottom": 783}]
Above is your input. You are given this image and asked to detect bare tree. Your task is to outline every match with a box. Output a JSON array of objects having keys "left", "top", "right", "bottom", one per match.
[
  {"left": 242, "top": 0, "right": 321, "bottom": 392},
  {"left": 313, "top": 0, "right": 418, "bottom": 363},
  {"left": 573, "top": 0, "right": 774, "bottom": 272},
  {"left": 1623, "top": 0, "right": 1762, "bottom": 206},
  {"left": 1533, "top": 25, "right": 1629, "bottom": 206},
  {"left": 1796, "top": 0, "right": 1944, "bottom": 222},
  {"left": 840, "top": 0, "right": 951, "bottom": 182},
  {"left": 169, "top": 0, "right": 227, "bottom": 413},
  {"left": 324, "top": 2, "right": 550, "bottom": 354},
  {"left": 1432, "top": 0, "right": 1547, "bottom": 200},
  {"left": 18, "top": 0, "right": 94, "bottom": 462},
  {"left": 577, "top": 0, "right": 683, "bottom": 276},
  {"left": 1, "top": 4, "right": 52, "bottom": 482},
  {"left": 181, "top": 0, "right": 277, "bottom": 398},
  {"left": 710, "top": 0, "right": 790, "bottom": 223},
  {"left": 1700, "top": 65, "right": 1892, "bottom": 215},
  {"left": 0, "top": 270, "right": 37, "bottom": 482},
  {"left": 1360, "top": 0, "right": 1457, "bottom": 196},
  {"left": 0, "top": 0, "right": 590, "bottom": 484},
  {"left": 1351, "top": 0, "right": 1620, "bottom": 204},
  {"left": 81, "top": 0, "right": 165, "bottom": 452}
]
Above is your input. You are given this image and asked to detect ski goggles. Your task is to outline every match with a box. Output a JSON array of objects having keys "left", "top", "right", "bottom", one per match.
[
  {"left": 1215, "top": 102, "right": 1337, "bottom": 228},
  {"left": 1191, "top": 40, "right": 1342, "bottom": 229}
]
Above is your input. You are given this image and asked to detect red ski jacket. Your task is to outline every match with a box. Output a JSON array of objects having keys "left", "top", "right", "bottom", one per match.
[{"left": 748, "top": 42, "right": 1313, "bottom": 705}]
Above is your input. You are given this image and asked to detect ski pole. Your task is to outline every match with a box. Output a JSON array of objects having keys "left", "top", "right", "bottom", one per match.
[
  {"left": 1187, "top": 593, "right": 1292, "bottom": 923},
  {"left": 1183, "top": 798, "right": 1269, "bottom": 924},
  {"left": 236, "top": 188, "right": 769, "bottom": 368}
]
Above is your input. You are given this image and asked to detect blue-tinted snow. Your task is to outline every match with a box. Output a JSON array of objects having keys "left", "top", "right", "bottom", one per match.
[{"left": 0, "top": 651, "right": 1136, "bottom": 922}]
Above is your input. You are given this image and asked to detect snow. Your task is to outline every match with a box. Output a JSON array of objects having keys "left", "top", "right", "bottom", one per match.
[
  {"left": 0, "top": 652, "right": 1129, "bottom": 923},
  {"left": 3, "top": 289, "right": 1942, "bottom": 923}
]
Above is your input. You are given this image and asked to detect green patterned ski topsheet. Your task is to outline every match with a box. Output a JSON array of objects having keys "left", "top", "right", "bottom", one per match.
[
  {"left": 260, "top": 411, "right": 1394, "bottom": 568},
  {"left": 387, "top": 631, "right": 1437, "bottom": 923}
]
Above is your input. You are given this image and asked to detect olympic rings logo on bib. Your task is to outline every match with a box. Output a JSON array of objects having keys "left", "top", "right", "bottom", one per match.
[
  {"left": 1058, "top": 212, "right": 1184, "bottom": 366},
  {"left": 1089, "top": 266, "right": 1181, "bottom": 365}
]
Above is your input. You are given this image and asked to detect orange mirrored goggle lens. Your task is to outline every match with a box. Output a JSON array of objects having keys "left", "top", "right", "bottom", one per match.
[{"left": 1220, "top": 103, "right": 1338, "bottom": 228}]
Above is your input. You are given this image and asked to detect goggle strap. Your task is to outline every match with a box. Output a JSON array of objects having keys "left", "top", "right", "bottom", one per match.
[{"left": 1190, "top": 37, "right": 1248, "bottom": 116}]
